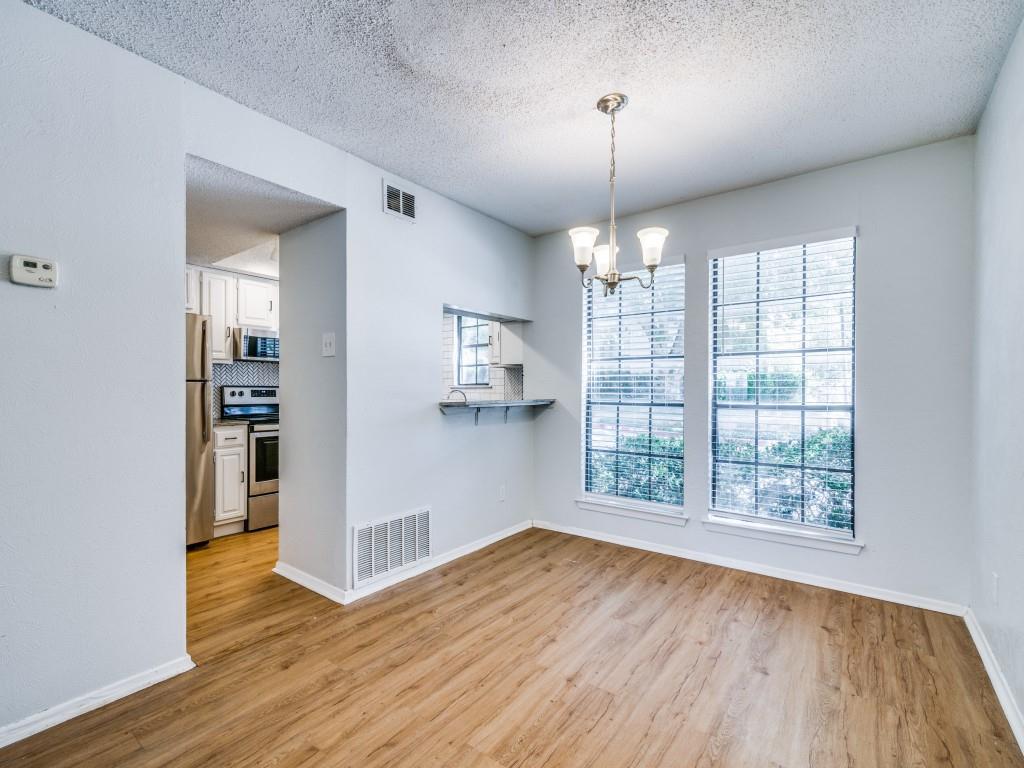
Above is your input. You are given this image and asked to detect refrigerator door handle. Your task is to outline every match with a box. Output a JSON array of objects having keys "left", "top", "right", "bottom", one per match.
[
  {"left": 202, "top": 380, "right": 209, "bottom": 442},
  {"left": 201, "top": 319, "right": 211, "bottom": 380}
]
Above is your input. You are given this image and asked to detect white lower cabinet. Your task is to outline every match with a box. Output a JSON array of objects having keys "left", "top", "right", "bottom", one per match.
[{"left": 214, "top": 426, "right": 247, "bottom": 528}]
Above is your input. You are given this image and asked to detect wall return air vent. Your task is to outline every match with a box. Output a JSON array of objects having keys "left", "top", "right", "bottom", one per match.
[
  {"left": 353, "top": 507, "right": 430, "bottom": 587},
  {"left": 383, "top": 180, "right": 416, "bottom": 221}
]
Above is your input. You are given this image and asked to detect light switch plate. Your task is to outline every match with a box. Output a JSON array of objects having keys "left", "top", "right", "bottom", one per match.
[
  {"left": 9, "top": 254, "right": 58, "bottom": 288},
  {"left": 321, "top": 331, "right": 336, "bottom": 357}
]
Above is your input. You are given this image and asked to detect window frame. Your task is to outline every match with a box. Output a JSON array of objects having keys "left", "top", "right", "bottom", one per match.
[
  {"left": 707, "top": 229, "right": 858, "bottom": 541},
  {"left": 456, "top": 315, "right": 491, "bottom": 387},
  {"left": 579, "top": 263, "right": 686, "bottom": 516}
]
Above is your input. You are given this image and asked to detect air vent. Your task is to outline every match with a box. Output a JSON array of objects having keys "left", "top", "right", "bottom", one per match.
[
  {"left": 382, "top": 180, "right": 416, "bottom": 221},
  {"left": 385, "top": 184, "right": 401, "bottom": 214},
  {"left": 352, "top": 507, "right": 430, "bottom": 586}
]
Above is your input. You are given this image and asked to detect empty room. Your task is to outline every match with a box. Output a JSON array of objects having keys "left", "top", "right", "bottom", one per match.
[{"left": 2, "top": 0, "right": 1024, "bottom": 765}]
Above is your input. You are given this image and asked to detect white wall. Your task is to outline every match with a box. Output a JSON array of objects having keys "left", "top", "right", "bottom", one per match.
[
  {"left": 182, "top": 47, "right": 540, "bottom": 596},
  {"left": 973, "top": 16, "right": 1024, "bottom": 723},
  {"left": 0, "top": 0, "right": 188, "bottom": 731},
  {"left": 279, "top": 213, "right": 348, "bottom": 585},
  {"left": 528, "top": 137, "right": 976, "bottom": 608},
  {"left": 182, "top": 82, "right": 348, "bottom": 211},
  {"left": 0, "top": 0, "right": 538, "bottom": 738},
  {"left": 340, "top": 157, "right": 536, "bottom": 588}
]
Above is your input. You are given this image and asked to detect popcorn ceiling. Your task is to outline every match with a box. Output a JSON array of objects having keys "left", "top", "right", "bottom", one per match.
[
  {"left": 186, "top": 156, "right": 339, "bottom": 264},
  {"left": 29, "top": 0, "right": 1024, "bottom": 235}
]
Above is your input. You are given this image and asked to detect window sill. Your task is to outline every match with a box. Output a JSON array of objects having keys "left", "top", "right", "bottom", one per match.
[
  {"left": 575, "top": 496, "right": 688, "bottom": 527},
  {"left": 702, "top": 513, "right": 864, "bottom": 555}
]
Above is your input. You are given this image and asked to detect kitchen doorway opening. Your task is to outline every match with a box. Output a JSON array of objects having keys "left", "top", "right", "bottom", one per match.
[{"left": 183, "top": 154, "right": 341, "bottom": 656}]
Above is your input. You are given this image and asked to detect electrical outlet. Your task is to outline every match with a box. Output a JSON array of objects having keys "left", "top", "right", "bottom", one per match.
[
  {"left": 498, "top": 483, "right": 506, "bottom": 502},
  {"left": 321, "top": 331, "right": 336, "bottom": 357},
  {"left": 992, "top": 571, "right": 1000, "bottom": 606}
]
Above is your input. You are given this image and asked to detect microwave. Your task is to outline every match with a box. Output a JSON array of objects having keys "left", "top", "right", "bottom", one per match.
[{"left": 233, "top": 327, "right": 280, "bottom": 361}]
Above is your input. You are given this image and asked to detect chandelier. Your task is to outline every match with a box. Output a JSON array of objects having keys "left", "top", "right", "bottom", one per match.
[{"left": 568, "top": 93, "right": 668, "bottom": 295}]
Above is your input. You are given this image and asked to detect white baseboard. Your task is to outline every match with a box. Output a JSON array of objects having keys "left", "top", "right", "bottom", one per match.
[
  {"left": 965, "top": 608, "right": 1024, "bottom": 751},
  {"left": 274, "top": 520, "right": 533, "bottom": 607},
  {"left": 0, "top": 655, "right": 194, "bottom": 749},
  {"left": 532, "top": 519, "right": 967, "bottom": 617},
  {"left": 272, "top": 560, "right": 349, "bottom": 604},
  {"left": 342, "top": 520, "right": 532, "bottom": 604}
]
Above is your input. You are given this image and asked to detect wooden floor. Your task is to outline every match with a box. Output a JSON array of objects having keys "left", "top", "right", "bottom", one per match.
[{"left": 2, "top": 528, "right": 1021, "bottom": 767}]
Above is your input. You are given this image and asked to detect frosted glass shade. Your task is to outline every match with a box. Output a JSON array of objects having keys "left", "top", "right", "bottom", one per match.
[
  {"left": 568, "top": 227, "right": 600, "bottom": 268},
  {"left": 637, "top": 227, "right": 669, "bottom": 267},
  {"left": 593, "top": 244, "right": 619, "bottom": 277}
]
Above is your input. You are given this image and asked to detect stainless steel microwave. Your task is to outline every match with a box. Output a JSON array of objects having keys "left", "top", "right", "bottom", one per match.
[{"left": 232, "top": 327, "right": 279, "bottom": 361}]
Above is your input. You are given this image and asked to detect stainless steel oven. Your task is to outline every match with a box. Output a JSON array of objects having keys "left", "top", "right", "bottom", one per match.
[
  {"left": 249, "top": 424, "right": 279, "bottom": 496},
  {"left": 221, "top": 386, "right": 279, "bottom": 531}
]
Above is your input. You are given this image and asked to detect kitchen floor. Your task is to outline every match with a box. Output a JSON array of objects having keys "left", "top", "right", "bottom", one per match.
[{"left": 2, "top": 529, "right": 1021, "bottom": 767}]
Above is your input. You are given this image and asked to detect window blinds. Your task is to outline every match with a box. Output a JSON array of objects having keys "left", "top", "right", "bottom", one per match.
[
  {"left": 583, "top": 264, "right": 685, "bottom": 506},
  {"left": 710, "top": 236, "right": 855, "bottom": 533}
]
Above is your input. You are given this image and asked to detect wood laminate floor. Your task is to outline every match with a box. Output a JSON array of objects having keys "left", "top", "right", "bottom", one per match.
[{"left": 2, "top": 527, "right": 1021, "bottom": 767}]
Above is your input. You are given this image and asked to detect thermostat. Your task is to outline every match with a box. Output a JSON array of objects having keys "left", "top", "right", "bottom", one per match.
[{"left": 9, "top": 254, "right": 58, "bottom": 288}]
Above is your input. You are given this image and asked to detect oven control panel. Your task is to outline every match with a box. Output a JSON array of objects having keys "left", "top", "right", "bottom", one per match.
[{"left": 222, "top": 386, "right": 279, "bottom": 405}]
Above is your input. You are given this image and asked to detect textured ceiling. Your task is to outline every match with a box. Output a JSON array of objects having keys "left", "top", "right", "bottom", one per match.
[
  {"left": 31, "top": 0, "right": 1024, "bottom": 235},
  {"left": 185, "top": 155, "right": 339, "bottom": 273}
]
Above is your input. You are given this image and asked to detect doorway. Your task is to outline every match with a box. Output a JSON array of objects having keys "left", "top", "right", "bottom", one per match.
[{"left": 183, "top": 155, "right": 340, "bottom": 655}]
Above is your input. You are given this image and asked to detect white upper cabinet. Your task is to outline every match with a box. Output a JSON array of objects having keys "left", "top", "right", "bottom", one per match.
[
  {"left": 494, "top": 321, "right": 524, "bottom": 366},
  {"left": 236, "top": 277, "right": 279, "bottom": 330},
  {"left": 185, "top": 265, "right": 200, "bottom": 314},
  {"left": 190, "top": 268, "right": 279, "bottom": 357},
  {"left": 201, "top": 271, "right": 236, "bottom": 362}
]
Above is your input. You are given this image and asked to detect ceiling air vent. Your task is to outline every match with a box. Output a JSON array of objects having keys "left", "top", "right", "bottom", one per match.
[
  {"left": 383, "top": 180, "right": 416, "bottom": 221},
  {"left": 353, "top": 507, "right": 431, "bottom": 587}
]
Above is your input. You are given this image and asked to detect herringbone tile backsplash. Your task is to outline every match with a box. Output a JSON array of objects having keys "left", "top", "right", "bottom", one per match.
[{"left": 212, "top": 360, "right": 279, "bottom": 420}]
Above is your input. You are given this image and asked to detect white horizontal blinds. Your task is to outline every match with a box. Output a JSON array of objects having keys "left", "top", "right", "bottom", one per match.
[
  {"left": 710, "top": 237, "right": 855, "bottom": 533},
  {"left": 458, "top": 315, "right": 490, "bottom": 385},
  {"left": 584, "top": 264, "right": 685, "bottom": 506}
]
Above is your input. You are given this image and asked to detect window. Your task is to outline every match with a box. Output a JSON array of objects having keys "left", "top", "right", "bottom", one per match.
[
  {"left": 583, "top": 264, "right": 685, "bottom": 506},
  {"left": 710, "top": 236, "right": 855, "bottom": 534},
  {"left": 457, "top": 315, "right": 490, "bottom": 386}
]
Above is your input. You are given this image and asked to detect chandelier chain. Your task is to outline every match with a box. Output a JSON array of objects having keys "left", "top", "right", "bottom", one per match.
[
  {"left": 609, "top": 112, "right": 616, "bottom": 185},
  {"left": 608, "top": 111, "right": 617, "bottom": 244}
]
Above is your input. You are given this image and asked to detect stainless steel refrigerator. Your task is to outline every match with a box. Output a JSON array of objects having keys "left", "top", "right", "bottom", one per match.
[{"left": 186, "top": 314, "right": 214, "bottom": 545}]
